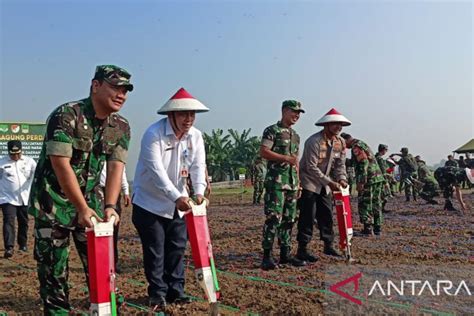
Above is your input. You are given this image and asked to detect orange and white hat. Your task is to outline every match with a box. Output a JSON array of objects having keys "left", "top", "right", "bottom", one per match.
[
  {"left": 315, "top": 108, "right": 351, "bottom": 126},
  {"left": 157, "top": 88, "right": 210, "bottom": 114}
]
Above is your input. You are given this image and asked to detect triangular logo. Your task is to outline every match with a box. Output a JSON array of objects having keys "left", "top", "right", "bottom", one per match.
[{"left": 329, "top": 272, "right": 363, "bottom": 305}]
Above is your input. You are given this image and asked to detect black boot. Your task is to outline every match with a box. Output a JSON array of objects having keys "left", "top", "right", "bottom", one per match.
[
  {"left": 280, "top": 246, "right": 306, "bottom": 267},
  {"left": 323, "top": 242, "right": 342, "bottom": 257},
  {"left": 358, "top": 224, "right": 374, "bottom": 236},
  {"left": 261, "top": 249, "right": 276, "bottom": 270},
  {"left": 443, "top": 200, "right": 457, "bottom": 211},
  {"left": 373, "top": 225, "right": 382, "bottom": 236},
  {"left": 296, "top": 243, "right": 318, "bottom": 263}
]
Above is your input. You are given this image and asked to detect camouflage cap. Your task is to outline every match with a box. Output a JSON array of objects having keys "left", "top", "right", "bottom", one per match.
[
  {"left": 340, "top": 132, "right": 352, "bottom": 140},
  {"left": 282, "top": 100, "right": 305, "bottom": 113},
  {"left": 7, "top": 140, "right": 22, "bottom": 154},
  {"left": 400, "top": 147, "right": 409, "bottom": 154},
  {"left": 378, "top": 144, "right": 388, "bottom": 151},
  {"left": 93, "top": 65, "right": 134, "bottom": 91}
]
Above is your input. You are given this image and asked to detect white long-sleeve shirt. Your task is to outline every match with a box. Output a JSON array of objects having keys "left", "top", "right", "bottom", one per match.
[
  {"left": 132, "top": 118, "right": 207, "bottom": 219},
  {"left": 99, "top": 164, "right": 129, "bottom": 195},
  {"left": 0, "top": 155, "right": 37, "bottom": 206}
]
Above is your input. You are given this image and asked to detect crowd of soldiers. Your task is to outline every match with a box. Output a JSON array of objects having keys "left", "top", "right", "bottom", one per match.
[{"left": 251, "top": 100, "right": 473, "bottom": 270}]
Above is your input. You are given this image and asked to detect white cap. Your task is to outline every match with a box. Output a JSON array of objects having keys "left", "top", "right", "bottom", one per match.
[
  {"left": 315, "top": 108, "right": 351, "bottom": 126},
  {"left": 157, "top": 87, "right": 210, "bottom": 114}
]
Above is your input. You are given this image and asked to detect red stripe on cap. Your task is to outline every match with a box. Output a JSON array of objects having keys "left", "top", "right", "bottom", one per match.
[
  {"left": 326, "top": 108, "right": 341, "bottom": 115},
  {"left": 170, "top": 87, "right": 195, "bottom": 100}
]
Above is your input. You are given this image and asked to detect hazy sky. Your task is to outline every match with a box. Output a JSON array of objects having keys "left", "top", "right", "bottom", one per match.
[{"left": 1, "top": 0, "right": 472, "bottom": 178}]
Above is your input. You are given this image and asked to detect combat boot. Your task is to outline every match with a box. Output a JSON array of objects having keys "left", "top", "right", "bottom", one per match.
[
  {"left": 279, "top": 246, "right": 306, "bottom": 267},
  {"left": 443, "top": 200, "right": 457, "bottom": 212},
  {"left": 358, "top": 224, "right": 374, "bottom": 236},
  {"left": 323, "top": 242, "right": 342, "bottom": 257},
  {"left": 373, "top": 226, "right": 382, "bottom": 236},
  {"left": 260, "top": 249, "right": 276, "bottom": 270},
  {"left": 296, "top": 243, "right": 318, "bottom": 263}
]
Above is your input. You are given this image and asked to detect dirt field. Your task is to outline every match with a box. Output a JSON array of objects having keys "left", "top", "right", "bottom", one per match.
[{"left": 1, "top": 189, "right": 473, "bottom": 315}]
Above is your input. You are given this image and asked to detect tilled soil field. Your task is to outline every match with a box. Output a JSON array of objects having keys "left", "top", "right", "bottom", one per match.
[{"left": 1, "top": 191, "right": 473, "bottom": 315}]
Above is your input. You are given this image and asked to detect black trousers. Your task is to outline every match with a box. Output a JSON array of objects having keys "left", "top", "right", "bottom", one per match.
[
  {"left": 1, "top": 203, "right": 28, "bottom": 250},
  {"left": 296, "top": 189, "right": 334, "bottom": 245},
  {"left": 132, "top": 204, "right": 187, "bottom": 299}
]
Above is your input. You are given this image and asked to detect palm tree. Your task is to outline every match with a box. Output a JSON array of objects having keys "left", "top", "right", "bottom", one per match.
[
  {"left": 227, "top": 128, "right": 261, "bottom": 179},
  {"left": 203, "top": 129, "right": 232, "bottom": 182}
]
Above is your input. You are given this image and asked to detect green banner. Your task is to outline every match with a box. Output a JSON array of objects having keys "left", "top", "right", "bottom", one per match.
[{"left": 0, "top": 122, "right": 46, "bottom": 161}]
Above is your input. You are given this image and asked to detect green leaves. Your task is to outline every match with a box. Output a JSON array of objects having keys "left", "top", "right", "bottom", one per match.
[{"left": 204, "top": 128, "right": 261, "bottom": 182}]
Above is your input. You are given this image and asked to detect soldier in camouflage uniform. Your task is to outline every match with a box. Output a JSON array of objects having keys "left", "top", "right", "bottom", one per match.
[
  {"left": 375, "top": 144, "right": 392, "bottom": 212},
  {"left": 260, "top": 100, "right": 306, "bottom": 270},
  {"left": 390, "top": 147, "right": 418, "bottom": 202},
  {"left": 434, "top": 166, "right": 471, "bottom": 212},
  {"left": 345, "top": 158, "right": 356, "bottom": 196},
  {"left": 28, "top": 65, "right": 133, "bottom": 314},
  {"left": 341, "top": 134, "right": 384, "bottom": 235},
  {"left": 445, "top": 155, "right": 458, "bottom": 167},
  {"left": 251, "top": 157, "right": 266, "bottom": 205},
  {"left": 415, "top": 155, "right": 440, "bottom": 205}
]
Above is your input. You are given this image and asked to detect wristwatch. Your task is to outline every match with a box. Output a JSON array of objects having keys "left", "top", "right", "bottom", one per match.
[{"left": 104, "top": 204, "right": 118, "bottom": 212}]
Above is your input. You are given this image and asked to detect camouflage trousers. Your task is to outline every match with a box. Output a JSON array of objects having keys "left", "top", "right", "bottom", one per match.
[
  {"left": 358, "top": 182, "right": 383, "bottom": 227},
  {"left": 381, "top": 182, "right": 392, "bottom": 211},
  {"left": 402, "top": 174, "right": 418, "bottom": 200},
  {"left": 253, "top": 180, "right": 264, "bottom": 204},
  {"left": 34, "top": 218, "right": 88, "bottom": 315},
  {"left": 262, "top": 189, "right": 298, "bottom": 250},
  {"left": 419, "top": 180, "right": 440, "bottom": 202}
]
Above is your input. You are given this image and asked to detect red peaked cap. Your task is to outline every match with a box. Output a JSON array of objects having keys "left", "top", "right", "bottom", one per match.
[
  {"left": 169, "top": 87, "right": 195, "bottom": 100},
  {"left": 157, "top": 87, "right": 210, "bottom": 114},
  {"left": 325, "top": 108, "right": 341, "bottom": 115},
  {"left": 315, "top": 107, "right": 351, "bottom": 126}
]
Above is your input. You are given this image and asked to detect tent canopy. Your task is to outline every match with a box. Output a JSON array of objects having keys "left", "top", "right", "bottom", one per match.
[{"left": 454, "top": 139, "right": 474, "bottom": 153}]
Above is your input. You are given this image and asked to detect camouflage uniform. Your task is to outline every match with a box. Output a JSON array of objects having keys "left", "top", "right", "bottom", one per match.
[
  {"left": 261, "top": 121, "right": 300, "bottom": 250},
  {"left": 375, "top": 151, "right": 391, "bottom": 211},
  {"left": 417, "top": 160, "right": 439, "bottom": 203},
  {"left": 397, "top": 150, "right": 419, "bottom": 201},
  {"left": 350, "top": 140, "right": 384, "bottom": 231},
  {"left": 345, "top": 158, "right": 356, "bottom": 196},
  {"left": 28, "top": 65, "right": 132, "bottom": 314},
  {"left": 251, "top": 159, "right": 266, "bottom": 205},
  {"left": 434, "top": 166, "right": 465, "bottom": 200}
]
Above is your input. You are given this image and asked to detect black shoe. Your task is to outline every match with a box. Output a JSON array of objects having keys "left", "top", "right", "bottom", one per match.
[
  {"left": 149, "top": 296, "right": 166, "bottom": 309},
  {"left": 261, "top": 256, "right": 277, "bottom": 270},
  {"left": 19, "top": 246, "right": 27, "bottom": 252},
  {"left": 427, "top": 200, "right": 439, "bottom": 205},
  {"left": 323, "top": 244, "right": 342, "bottom": 257},
  {"left": 374, "top": 226, "right": 382, "bottom": 236},
  {"left": 296, "top": 246, "right": 318, "bottom": 263},
  {"left": 444, "top": 200, "right": 457, "bottom": 211},
  {"left": 279, "top": 256, "right": 307, "bottom": 267},
  {"left": 296, "top": 251, "right": 318, "bottom": 263},
  {"left": 167, "top": 294, "right": 192, "bottom": 305},
  {"left": 4, "top": 248, "right": 13, "bottom": 258}
]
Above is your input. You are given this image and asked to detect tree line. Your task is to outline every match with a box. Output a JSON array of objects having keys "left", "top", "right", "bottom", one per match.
[{"left": 203, "top": 128, "right": 260, "bottom": 182}]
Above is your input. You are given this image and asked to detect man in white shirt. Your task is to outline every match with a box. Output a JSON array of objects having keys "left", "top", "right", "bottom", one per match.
[
  {"left": 98, "top": 164, "right": 131, "bottom": 272},
  {"left": 0, "top": 141, "right": 37, "bottom": 258},
  {"left": 132, "top": 88, "right": 209, "bottom": 310}
]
